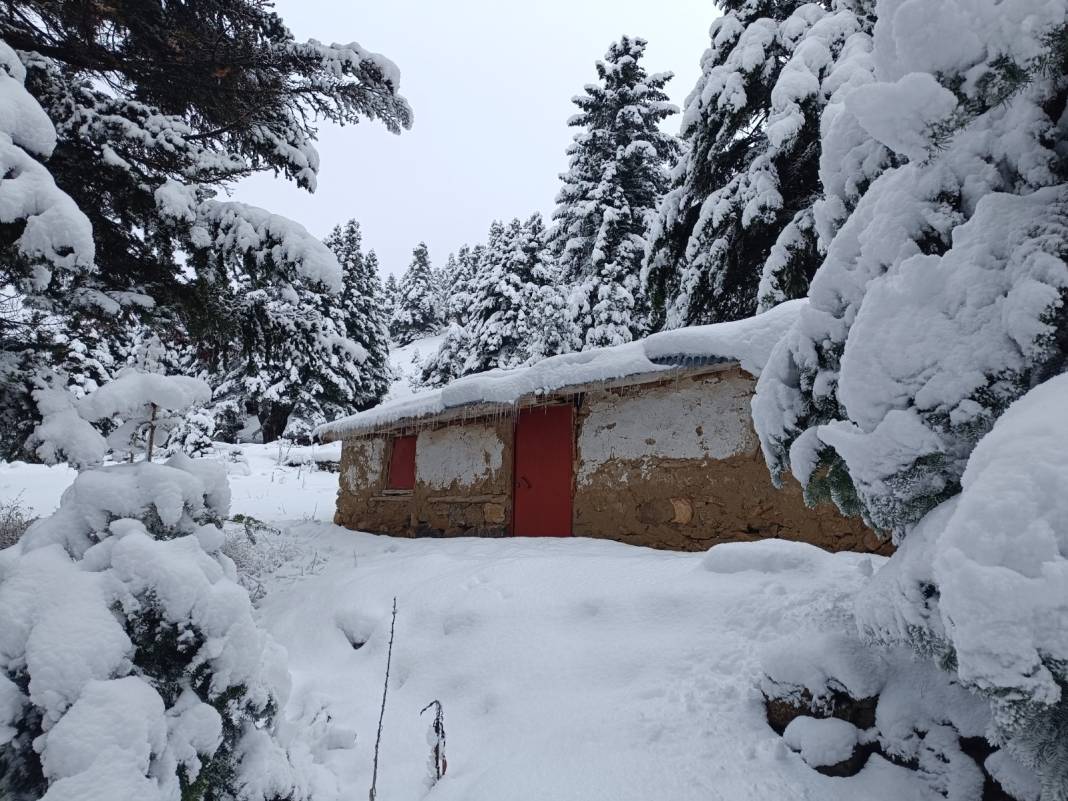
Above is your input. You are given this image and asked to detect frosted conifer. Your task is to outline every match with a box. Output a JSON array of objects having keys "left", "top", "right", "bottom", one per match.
[{"left": 552, "top": 36, "right": 677, "bottom": 347}]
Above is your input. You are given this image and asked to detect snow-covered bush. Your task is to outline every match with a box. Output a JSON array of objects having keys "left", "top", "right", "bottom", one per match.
[
  {"left": 762, "top": 632, "right": 1014, "bottom": 799},
  {"left": 855, "top": 373, "right": 1068, "bottom": 800},
  {"left": 0, "top": 452, "right": 313, "bottom": 800},
  {"left": 0, "top": 497, "right": 34, "bottom": 551}
]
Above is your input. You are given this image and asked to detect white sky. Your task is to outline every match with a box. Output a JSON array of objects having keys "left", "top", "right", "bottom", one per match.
[{"left": 234, "top": 1, "right": 717, "bottom": 276}]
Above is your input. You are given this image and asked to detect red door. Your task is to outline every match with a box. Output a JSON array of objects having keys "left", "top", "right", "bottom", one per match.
[{"left": 513, "top": 404, "right": 573, "bottom": 536}]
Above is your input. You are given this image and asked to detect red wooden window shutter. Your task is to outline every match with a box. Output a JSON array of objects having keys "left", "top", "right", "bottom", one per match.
[{"left": 386, "top": 435, "right": 417, "bottom": 490}]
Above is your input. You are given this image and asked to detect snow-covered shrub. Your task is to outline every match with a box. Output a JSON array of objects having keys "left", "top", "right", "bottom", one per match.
[
  {"left": 166, "top": 407, "right": 218, "bottom": 458},
  {"left": 855, "top": 374, "right": 1068, "bottom": 800},
  {"left": 0, "top": 497, "right": 34, "bottom": 551},
  {"left": 0, "top": 452, "right": 313, "bottom": 801},
  {"left": 763, "top": 376, "right": 1068, "bottom": 798},
  {"left": 222, "top": 517, "right": 303, "bottom": 604}
]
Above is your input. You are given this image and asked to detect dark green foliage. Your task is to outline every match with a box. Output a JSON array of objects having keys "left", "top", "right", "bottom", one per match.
[{"left": 644, "top": 0, "right": 856, "bottom": 328}]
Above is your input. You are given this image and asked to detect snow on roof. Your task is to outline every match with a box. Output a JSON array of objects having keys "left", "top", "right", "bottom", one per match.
[{"left": 316, "top": 299, "right": 804, "bottom": 441}]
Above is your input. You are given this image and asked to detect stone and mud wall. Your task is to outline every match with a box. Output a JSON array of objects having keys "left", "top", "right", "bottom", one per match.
[
  {"left": 334, "top": 366, "right": 885, "bottom": 554},
  {"left": 334, "top": 418, "right": 513, "bottom": 537},
  {"left": 572, "top": 368, "right": 885, "bottom": 553}
]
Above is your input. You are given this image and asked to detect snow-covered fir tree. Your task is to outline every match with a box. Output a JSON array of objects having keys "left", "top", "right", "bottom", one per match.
[
  {"left": 644, "top": 0, "right": 873, "bottom": 328},
  {"left": 383, "top": 272, "right": 400, "bottom": 323},
  {"left": 446, "top": 244, "right": 483, "bottom": 328},
  {"left": 324, "top": 220, "right": 392, "bottom": 412},
  {"left": 466, "top": 218, "right": 537, "bottom": 374},
  {"left": 419, "top": 323, "right": 474, "bottom": 388},
  {"left": 181, "top": 201, "right": 367, "bottom": 443},
  {"left": 0, "top": 0, "right": 411, "bottom": 449},
  {"left": 432, "top": 254, "right": 454, "bottom": 322},
  {"left": 752, "top": 4, "right": 1068, "bottom": 794},
  {"left": 517, "top": 215, "right": 580, "bottom": 361},
  {"left": 389, "top": 242, "right": 441, "bottom": 346},
  {"left": 552, "top": 36, "right": 678, "bottom": 347}
]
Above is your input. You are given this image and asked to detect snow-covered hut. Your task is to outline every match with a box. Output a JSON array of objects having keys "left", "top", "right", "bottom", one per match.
[{"left": 316, "top": 301, "right": 884, "bottom": 553}]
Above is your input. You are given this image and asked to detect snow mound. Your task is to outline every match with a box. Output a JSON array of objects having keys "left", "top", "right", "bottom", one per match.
[
  {"left": 783, "top": 716, "right": 859, "bottom": 768},
  {"left": 702, "top": 538, "right": 828, "bottom": 574},
  {"left": 856, "top": 372, "right": 1068, "bottom": 714},
  {"left": 318, "top": 300, "right": 804, "bottom": 439},
  {"left": 935, "top": 373, "right": 1068, "bottom": 706}
]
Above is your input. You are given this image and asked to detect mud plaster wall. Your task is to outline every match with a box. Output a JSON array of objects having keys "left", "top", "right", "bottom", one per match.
[
  {"left": 573, "top": 369, "right": 887, "bottom": 554},
  {"left": 334, "top": 420, "right": 513, "bottom": 538}
]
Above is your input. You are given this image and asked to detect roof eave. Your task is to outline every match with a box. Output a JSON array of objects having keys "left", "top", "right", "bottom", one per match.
[{"left": 317, "top": 359, "right": 740, "bottom": 442}]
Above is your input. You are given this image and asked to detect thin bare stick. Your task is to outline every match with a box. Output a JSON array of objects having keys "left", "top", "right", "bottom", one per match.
[
  {"left": 369, "top": 597, "right": 398, "bottom": 801},
  {"left": 145, "top": 403, "right": 158, "bottom": 462},
  {"left": 420, "top": 699, "right": 447, "bottom": 784}
]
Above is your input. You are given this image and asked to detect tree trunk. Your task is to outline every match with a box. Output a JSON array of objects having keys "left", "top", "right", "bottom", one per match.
[
  {"left": 145, "top": 403, "right": 158, "bottom": 461},
  {"left": 258, "top": 402, "right": 292, "bottom": 443}
]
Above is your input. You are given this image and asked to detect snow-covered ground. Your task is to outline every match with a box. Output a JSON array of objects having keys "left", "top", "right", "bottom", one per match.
[
  {"left": 2, "top": 447, "right": 938, "bottom": 800},
  {"left": 387, "top": 333, "right": 444, "bottom": 400},
  {"left": 0, "top": 441, "right": 341, "bottom": 522},
  {"left": 258, "top": 525, "right": 934, "bottom": 801}
]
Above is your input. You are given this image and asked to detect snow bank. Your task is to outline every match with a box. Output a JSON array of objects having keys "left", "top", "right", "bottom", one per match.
[
  {"left": 317, "top": 300, "right": 804, "bottom": 439},
  {"left": 702, "top": 538, "right": 828, "bottom": 575},
  {"left": 855, "top": 373, "right": 1068, "bottom": 713}
]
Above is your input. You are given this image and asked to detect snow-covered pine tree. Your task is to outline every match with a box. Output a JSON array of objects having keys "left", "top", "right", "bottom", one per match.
[
  {"left": 418, "top": 244, "right": 485, "bottom": 387},
  {"left": 389, "top": 242, "right": 441, "bottom": 346},
  {"left": 383, "top": 272, "right": 400, "bottom": 323},
  {"left": 435, "top": 252, "right": 466, "bottom": 326},
  {"left": 184, "top": 202, "right": 367, "bottom": 443},
  {"left": 325, "top": 220, "right": 392, "bottom": 411},
  {"left": 464, "top": 219, "right": 533, "bottom": 373},
  {"left": 0, "top": 40, "right": 95, "bottom": 458},
  {"left": 752, "top": 6, "right": 1068, "bottom": 795},
  {"left": 447, "top": 245, "right": 483, "bottom": 328},
  {"left": 0, "top": 1, "right": 411, "bottom": 447},
  {"left": 432, "top": 254, "right": 454, "bottom": 322},
  {"left": 552, "top": 35, "right": 677, "bottom": 347},
  {"left": 418, "top": 323, "right": 474, "bottom": 388},
  {"left": 644, "top": 0, "right": 872, "bottom": 328},
  {"left": 518, "top": 215, "right": 580, "bottom": 361}
]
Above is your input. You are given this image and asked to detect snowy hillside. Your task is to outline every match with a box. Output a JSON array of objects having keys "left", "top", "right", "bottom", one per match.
[{"left": 386, "top": 333, "right": 444, "bottom": 400}]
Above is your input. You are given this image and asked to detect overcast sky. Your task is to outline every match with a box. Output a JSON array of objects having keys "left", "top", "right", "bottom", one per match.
[{"left": 234, "top": 1, "right": 717, "bottom": 276}]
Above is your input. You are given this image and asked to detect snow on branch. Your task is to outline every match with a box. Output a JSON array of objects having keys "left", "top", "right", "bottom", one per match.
[{"left": 0, "top": 40, "right": 94, "bottom": 288}]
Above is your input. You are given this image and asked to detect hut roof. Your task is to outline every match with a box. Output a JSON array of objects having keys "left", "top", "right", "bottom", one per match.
[{"left": 315, "top": 299, "right": 804, "bottom": 441}]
